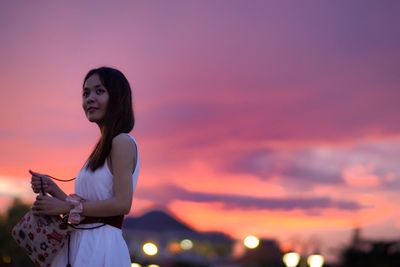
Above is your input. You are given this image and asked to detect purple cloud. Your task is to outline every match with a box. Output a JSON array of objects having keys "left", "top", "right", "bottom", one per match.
[
  {"left": 137, "top": 184, "right": 364, "bottom": 212},
  {"left": 220, "top": 148, "right": 345, "bottom": 185}
]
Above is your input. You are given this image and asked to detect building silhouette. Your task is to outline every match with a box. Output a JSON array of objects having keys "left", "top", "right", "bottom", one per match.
[
  {"left": 237, "top": 238, "right": 284, "bottom": 267},
  {"left": 122, "top": 209, "right": 234, "bottom": 266},
  {"left": 339, "top": 228, "right": 400, "bottom": 267}
]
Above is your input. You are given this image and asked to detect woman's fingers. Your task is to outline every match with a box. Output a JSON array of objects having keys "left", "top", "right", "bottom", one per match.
[
  {"left": 31, "top": 176, "right": 44, "bottom": 186},
  {"left": 33, "top": 196, "right": 47, "bottom": 209},
  {"left": 32, "top": 188, "right": 40, "bottom": 193},
  {"left": 31, "top": 182, "right": 40, "bottom": 193},
  {"left": 31, "top": 175, "right": 43, "bottom": 181},
  {"left": 38, "top": 195, "right": 49, "bottom": 201},
  {"left": 29, "top": 169, "right": 45, "bottom": 177},
  {"left": 31, "top": 206, "right": 43, "bottom": 215},
  {"left": 31, "top": 180, "right": 48, "bottom": 193},
  {"left": 32, "top": 201, "right": 41, "bottom": 212},
  {"left": 31, "top": 180, "right": 48, "bottom": 187},
  {"left": 32, "top": 196, "right": 58, "bottom": 215},
  {"left": 29, "top": 170, "right": 49, "bottom": 181},
  {"left": 30, "top": 170, "right": 50, "bottom": 194}
]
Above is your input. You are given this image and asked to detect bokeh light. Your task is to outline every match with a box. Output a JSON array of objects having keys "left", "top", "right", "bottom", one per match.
[
  {"left": 307, "top": 254, "right": 324, "bottom": 267},
  {"left": 283, "top": 252, "right": 300, "bottom": 267},
  {"left": 180, "top": 239, "right": 193, "bottom": 250},
  {"left": 143, "top": 242, "right": 158, "bottom": 256},
  {"left": 243, "top": 235, "right": 260, "bottom": 249}
]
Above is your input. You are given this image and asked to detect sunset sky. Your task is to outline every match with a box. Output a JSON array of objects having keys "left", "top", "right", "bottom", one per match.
[{"left": 1, "top": 0, "right": 400, "bottom": 262}]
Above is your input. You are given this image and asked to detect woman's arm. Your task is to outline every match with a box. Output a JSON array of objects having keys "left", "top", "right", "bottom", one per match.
[
  {"left": 32, "top": 134, "right": 137, "bottom": 217},
  {"left": 49, "top": 184, "right": 68, "bottom": 200},
  {"left": 81, "top": 134, "right": 137, "bottom": 216}
]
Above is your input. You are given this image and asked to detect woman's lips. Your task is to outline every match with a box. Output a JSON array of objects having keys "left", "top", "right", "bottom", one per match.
[{"left": 87, "top": 108, "right": 97, "bottom": 112}]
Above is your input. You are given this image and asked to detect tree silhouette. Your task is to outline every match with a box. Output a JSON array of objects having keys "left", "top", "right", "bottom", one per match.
[{"left": 0, "top": 198, "right": 34, "bottom": 267}]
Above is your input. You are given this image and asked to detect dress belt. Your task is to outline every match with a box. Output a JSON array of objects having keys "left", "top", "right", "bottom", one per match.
[{"left": 80, "top": 215, "right": 124, "bottom": 229}]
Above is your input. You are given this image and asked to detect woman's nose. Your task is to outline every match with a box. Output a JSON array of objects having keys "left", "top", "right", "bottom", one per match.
[{"left": 86, "top": 92, "right": 96, "bottom": 103}]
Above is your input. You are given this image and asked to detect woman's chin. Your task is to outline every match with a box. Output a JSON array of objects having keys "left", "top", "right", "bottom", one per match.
[
  {"left": 86, "top": 117, "right": 105, "bottom": 126},
  {"left": 86, "top": 116, "right": 99, "bottom": 123}
]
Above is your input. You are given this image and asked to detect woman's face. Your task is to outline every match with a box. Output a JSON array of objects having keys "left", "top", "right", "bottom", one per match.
[{"left": 82, "top": 74, "right": 110, "bottom": 125}]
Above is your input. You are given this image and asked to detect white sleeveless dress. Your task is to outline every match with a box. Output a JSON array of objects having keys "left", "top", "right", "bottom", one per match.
[{"left": 52, "top": 134, "right": 140, "bottom": 267}]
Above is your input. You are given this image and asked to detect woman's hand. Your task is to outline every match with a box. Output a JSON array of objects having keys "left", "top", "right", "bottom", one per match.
[
  {"left": 29, "top": 169, "right": 56, "bottom": 195},
  {"left": 32, "top": 195, "right": 72, "bottom": 216}
]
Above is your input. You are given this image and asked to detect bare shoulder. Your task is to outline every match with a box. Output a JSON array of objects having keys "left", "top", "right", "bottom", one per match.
[
  {"left": 110, "top": 134, "right": 137, "bottom": 174},
  {"left": 111, "top": 133, "right": 137, "bottom": 152}
]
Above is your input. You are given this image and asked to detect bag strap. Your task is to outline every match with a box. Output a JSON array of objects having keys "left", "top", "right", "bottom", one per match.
[
  {"left": 40, "top": 177, "right": 45, "bottom": 196},
  {"left": 46, "top": 174, "right": 76, "bottom": 182},
  {"left": 63, "top": 222, "right": 106, "bottom": 267},
  {"left": 39, "top": 174, "right": 76, "bottom": 196}
]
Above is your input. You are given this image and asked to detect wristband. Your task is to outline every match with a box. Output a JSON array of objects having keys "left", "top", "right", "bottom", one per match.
[{"left": 65, "top": 194, "right": 86, "bottom": 224}]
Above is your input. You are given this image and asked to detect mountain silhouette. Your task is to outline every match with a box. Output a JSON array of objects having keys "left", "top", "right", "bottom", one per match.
[{"left": 123, "top": 210, "right": 196, "bottom": 233}]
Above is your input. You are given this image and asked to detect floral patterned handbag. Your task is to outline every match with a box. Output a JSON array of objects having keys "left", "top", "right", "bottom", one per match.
[{"left": 11, "top": 176, "right": 73, "bottom": 267}]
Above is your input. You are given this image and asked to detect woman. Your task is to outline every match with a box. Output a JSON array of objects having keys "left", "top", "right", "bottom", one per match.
[{"left": 30, "top": 66, "right": 139, "bottom": 266}]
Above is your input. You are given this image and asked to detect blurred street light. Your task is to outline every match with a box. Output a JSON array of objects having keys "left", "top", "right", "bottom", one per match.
[
  {"left": 307, "top": 254, "right": 324, "bottom": 267},
  {"left": 283, "top": 252, "right": 300, "bottom": 267},
  {"left": 131, "top": 263, "right": 141, "bottom": 267},
  {"left": 143, "top": 242, "right": 158, "bottom": 256},
  {"left": 244, "top": 235, "right": 260, "bottom": 249},
  {"left": 180, "top": 239, "right": 193, "bottom": 250}
]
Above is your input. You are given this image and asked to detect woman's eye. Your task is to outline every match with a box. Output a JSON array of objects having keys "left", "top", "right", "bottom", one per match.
[
  {"left": 96, "top": 89, "right": 104, "bottom": 94},
  {"left": 83, "top": 91, "right": 89, "bottom": 97}
]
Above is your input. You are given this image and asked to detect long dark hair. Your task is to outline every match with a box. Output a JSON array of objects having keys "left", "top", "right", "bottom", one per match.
[{"left": 83, "top": 67, "right": 135, "bottom": 172}]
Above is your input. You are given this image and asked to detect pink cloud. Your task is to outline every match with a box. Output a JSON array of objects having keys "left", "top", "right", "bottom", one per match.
[{"left": 343, "top": 164, "right": 381, "bottom": 187}]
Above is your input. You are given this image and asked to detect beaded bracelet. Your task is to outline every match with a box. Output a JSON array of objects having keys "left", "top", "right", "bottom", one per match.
[{"left": 65, "top": 194, "right": 86, "bottom": 224}]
